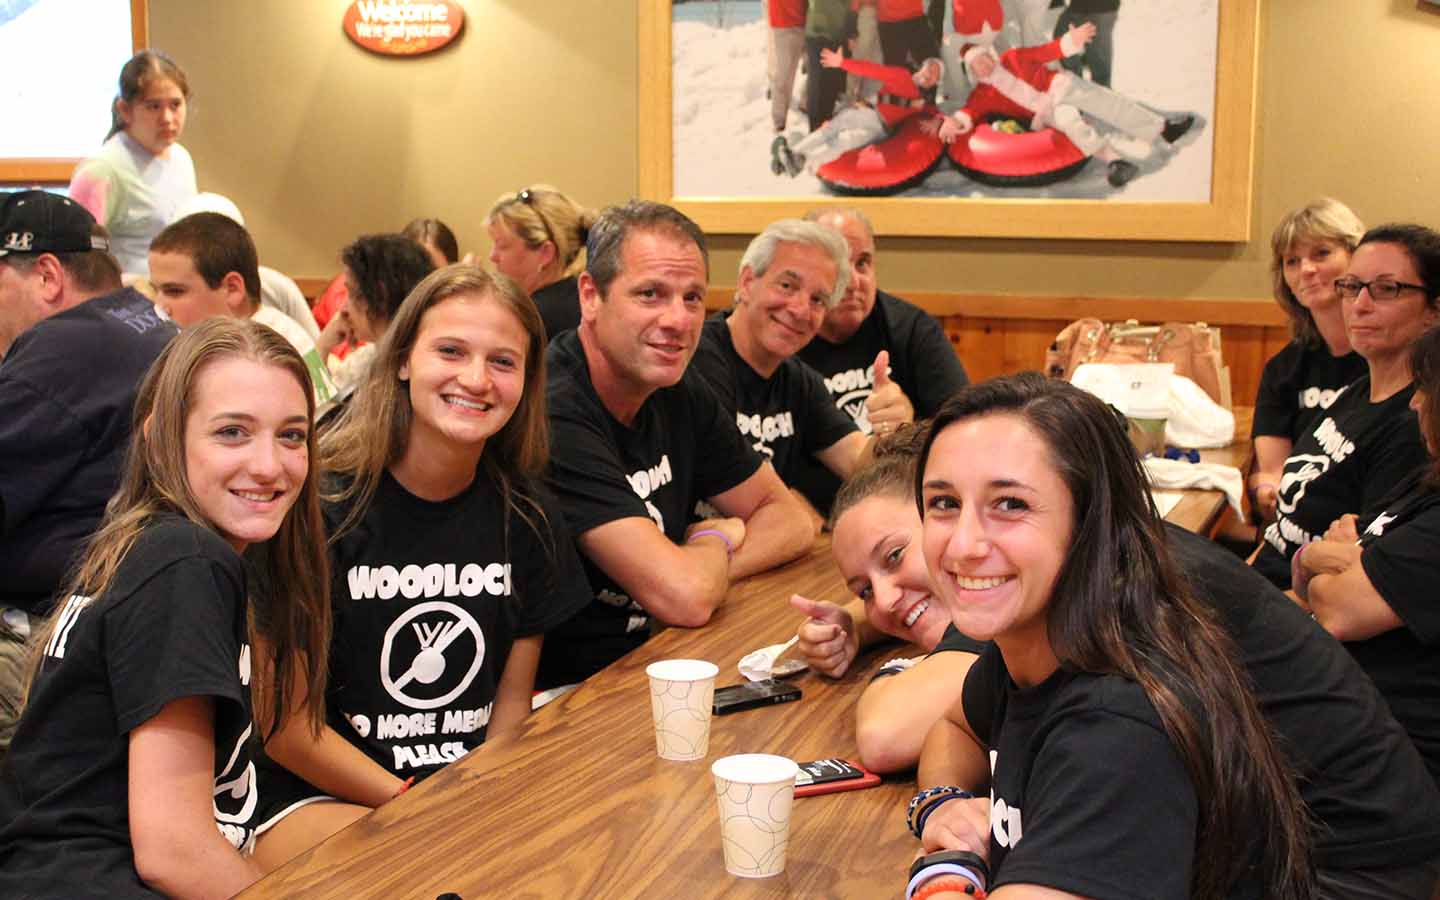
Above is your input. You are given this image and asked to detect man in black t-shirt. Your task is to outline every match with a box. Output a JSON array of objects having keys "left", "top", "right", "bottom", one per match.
[
  {"left": 539, "top": 201, "right": 815, "bottom": 688},
  {"left": 690, "top": 219, "right": 866, "bottom": 514},
  {"left": 794, "top": 207, "right": 968, "bottom": 510},
  {"left": 0, "top": 191, "right": 176, "bottom": 754}
]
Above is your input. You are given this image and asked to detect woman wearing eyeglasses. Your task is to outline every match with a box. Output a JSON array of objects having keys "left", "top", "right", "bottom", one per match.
[
  {"left": 1294, "top": 324, "right": 1440, "bottom": 792},
  {"left": 485, "top": 186, "right": 597, "bottom": 343},
  {"left": 1252, "top": 224, "right": 1440, "bottom": 589}
]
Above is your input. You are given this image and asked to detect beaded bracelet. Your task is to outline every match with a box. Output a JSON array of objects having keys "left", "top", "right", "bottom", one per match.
[
  {"left": 905, "top": 785, "right": 973, "bottom": 839},
  {"left": 687, "top": 528, "right": 735, "bottom": 558}
]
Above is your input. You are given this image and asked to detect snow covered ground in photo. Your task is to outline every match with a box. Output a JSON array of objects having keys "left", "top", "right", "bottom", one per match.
[{"left": 672, "top": 0, "right": 1217, "bottom": 201}]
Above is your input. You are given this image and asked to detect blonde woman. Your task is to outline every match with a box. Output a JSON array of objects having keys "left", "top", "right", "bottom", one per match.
[
  {"left": 1251, "top": 199, "right": 1367, "bottom": 521},
  {"left": 485, "top": 185, "right": 598, "bottom": 342}
]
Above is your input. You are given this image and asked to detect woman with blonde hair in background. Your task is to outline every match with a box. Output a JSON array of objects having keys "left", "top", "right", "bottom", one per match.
[
  {"left": 486, "top": 185, "right": 598, "bottom": 342},
  {"left": 1251, "top": 198, "right": 1368, "bottom": 521}
]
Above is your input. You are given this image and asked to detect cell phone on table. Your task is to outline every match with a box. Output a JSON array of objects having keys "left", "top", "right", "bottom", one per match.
[
  {"left": 794, "top": 758, "right": 881, "bottom": 797},
  {"left": 712, "top": 678, "right": 801, "bottom": 715}
]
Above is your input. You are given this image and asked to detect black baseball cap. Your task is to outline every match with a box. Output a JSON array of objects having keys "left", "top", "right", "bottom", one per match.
[{"left": 0, "top": 190, "right": 110, "bottom": 257}]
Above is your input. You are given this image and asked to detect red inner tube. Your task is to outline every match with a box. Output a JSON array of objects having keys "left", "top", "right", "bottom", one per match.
[
  {"left": 948, "top": 122, "right": 1089, "bottom": 185},
  {"left": 815, "top": 116, "right": 947, "bottom": 193}
]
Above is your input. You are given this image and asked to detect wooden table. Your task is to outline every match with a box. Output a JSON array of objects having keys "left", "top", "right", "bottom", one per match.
[
  {"left": 1157, "top": 407, "right": 1254, "bottom": 536},
  {"left": 242, "top": 418, "right": 1254, "bottom": 899},
  {"left": 242, "top": 539, "right": 919, "bottom": 900}
]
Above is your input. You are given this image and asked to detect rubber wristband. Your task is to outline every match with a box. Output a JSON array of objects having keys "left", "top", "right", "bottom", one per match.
[
  {"left": 392, "top": 776, "right": 415, "bottom": 799},
  {"left": 908, "top": 870, "right": 987, "bottom": 900},
  {"left": 906, "top": 785, "right": 973, "bottom": 838},
  {"left": 687, "top": 528, "right": 735, "bottom": 558},
  {"left": 914, "top": 792, "right": 968, "bottom": 840}
]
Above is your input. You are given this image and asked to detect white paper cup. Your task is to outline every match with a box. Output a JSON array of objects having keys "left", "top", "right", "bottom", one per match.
[
  {"left": 711, "top": 753, "right": 799, "bottom": 878},
  {"left": 646, "top": 659, "right": 719, "bottom": 761}
]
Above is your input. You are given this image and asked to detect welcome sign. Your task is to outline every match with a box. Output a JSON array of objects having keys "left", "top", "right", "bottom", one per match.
[{"left": 343, "top": 0, "right": 465, "bottom": 56}]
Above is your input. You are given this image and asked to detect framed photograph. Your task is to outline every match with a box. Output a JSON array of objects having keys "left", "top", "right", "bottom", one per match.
[
  {"left": 639, "top": 0, "right": 1259, "bottom": 241},
  {"left": 0, "top": 0, "right": 149, "bottom": 183}
]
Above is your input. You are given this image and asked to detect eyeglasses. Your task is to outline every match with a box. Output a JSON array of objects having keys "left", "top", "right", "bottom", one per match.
[
  {"left": 1334, "top": 276, "right": 1428, "bottom": 301},
  {"left": 516, "top": 188, "right": 556, "bottom": 249}
]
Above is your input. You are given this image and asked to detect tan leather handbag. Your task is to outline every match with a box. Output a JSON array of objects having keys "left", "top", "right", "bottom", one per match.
[{"left": 1044, "top": 318, "right": 1232, "bottom": 408}]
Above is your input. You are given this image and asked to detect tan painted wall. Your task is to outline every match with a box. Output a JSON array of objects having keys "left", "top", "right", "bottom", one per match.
[{"left": 153, "top": 0, "right": 1440, "bottom": 300}]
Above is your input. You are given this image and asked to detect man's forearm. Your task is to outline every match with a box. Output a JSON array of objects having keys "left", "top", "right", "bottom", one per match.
[{"left": 729, "top": 495, "right": 814, "bottom": 580}]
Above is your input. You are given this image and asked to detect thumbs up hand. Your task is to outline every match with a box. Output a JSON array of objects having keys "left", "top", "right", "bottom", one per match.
[
  {"left": 790, "top": 594, "right": 860, "bottom": 678},
  {"left": 864, "top": 350, "right": 914, "bottom": 436}
]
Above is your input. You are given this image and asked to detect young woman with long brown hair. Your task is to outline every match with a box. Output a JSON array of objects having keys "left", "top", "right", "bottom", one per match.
[
  {"left": 909, "top": 373, "right": 1313, "bottom": 900},
  {"left": 0, "top": 319, "right": 331, "bottom": 899},
  {"left": 250, "top": 265, "right": 590, "bottom": 870}
]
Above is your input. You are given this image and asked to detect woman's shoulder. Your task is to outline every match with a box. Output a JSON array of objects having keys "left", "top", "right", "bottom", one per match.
[
  {"left": 104, "top": 514, "right": 244, "bottom": 602},
  {"left": 132, "top": 513, "right": 238, "bottom": 563},
  {"left": 1042, "top": 669, "right": 1168, "bottom": 734}
]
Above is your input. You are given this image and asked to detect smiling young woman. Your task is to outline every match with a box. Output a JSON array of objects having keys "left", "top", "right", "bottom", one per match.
[
  {"left": 0, "top": 319, "right": 331, "bottom": 899},
  {"left": 248, "top": 265, "right": 590, "bottom": 872},
  {"left": 911, "top": 373, "right": 1311, "bottom": 900}
]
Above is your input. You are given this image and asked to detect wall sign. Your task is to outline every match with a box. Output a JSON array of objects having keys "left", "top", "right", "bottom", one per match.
[{"left": 343, "top": 0, "right": 464, "bottom": 57}]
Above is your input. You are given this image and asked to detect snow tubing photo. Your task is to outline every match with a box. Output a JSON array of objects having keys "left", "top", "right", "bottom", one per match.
[
  {"left": 815, "top": 116, "right": 947, "bottom": 196},
  {"left": 947, "top": 123, "right": 1089, "bottom": 187}
]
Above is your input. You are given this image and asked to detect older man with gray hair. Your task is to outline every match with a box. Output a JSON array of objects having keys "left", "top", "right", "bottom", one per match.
[{"left": 691, "top": 218, "right": 870, "bottom": 515}]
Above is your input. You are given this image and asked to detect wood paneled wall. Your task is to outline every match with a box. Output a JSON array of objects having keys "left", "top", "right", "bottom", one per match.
[
  {"left": 711, "top": 289, "right": 1293, "bottom": 409},
  {"left": 298, "top": 278, "right": 1293, "bottom": 409}
]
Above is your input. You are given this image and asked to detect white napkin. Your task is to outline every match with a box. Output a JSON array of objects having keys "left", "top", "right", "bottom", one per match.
[
  {"left": 738, "top": 635, "right": 809, "bottom": 681},
  {"left": 1143, "top": 458, "right": 1244, "bottom": 519}
]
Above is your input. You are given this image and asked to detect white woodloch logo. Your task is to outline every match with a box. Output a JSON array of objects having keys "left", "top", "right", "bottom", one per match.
[{"left": 343, "top": 0, "right": 465, "bottom": 56}]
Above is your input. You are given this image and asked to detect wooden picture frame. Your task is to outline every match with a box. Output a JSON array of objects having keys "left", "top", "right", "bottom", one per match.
[
  {"left": 638, "top": 0, "right": 1260, "bottom": 242},
  {"left": 0, "top": 0, "right": 149, "bottom": 183}
]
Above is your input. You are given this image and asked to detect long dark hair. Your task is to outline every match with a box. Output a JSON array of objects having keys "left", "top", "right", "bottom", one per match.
[
  {"left": 917, "top": 373, "right": 1312, "bottom": 900},
  {"left": 26, "top": 319, "right": 331, "bottom": 740},
  {"left": 1409, "top": 325, "right": 1440, "bottom": 488}
]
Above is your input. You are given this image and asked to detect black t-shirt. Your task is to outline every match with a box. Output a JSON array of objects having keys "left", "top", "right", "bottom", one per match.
[
  {"left": 793, "top": 290, "right": 968, "bottom": 510},
  {"left": 943, "top": 524, "right": 1440, "bottom": 870},
  {"left": 1353, "top": 474, "right": 1440, "bottom": 785},
  {"left": 1166, "top": 523, "right": 1440, "bottom": 868},
  {"left": 533, "top": 276, "right": 581, "bottom": 345},
  {"left": 322, "top": 470, "right": 589, "bottom": 777},
  {"left": 931, "top": 624, "right": 988, "bottom": 656},
  {"left": 963, "top": 651, "right": 1208, "bottom": 900},
  {"left": 690, "top": 315, "right": 857, "bottom": 494},
  {"left": 539, "top": 330, "right": 763, "bottom": 688},
  {"left": 0, "top": 288, "right": 176, "bottom": 615},
  {"left": 1251, "top": 340, "right": 1366, "bottom": 442},
  {"left": 1254, "top": 376, "right": 1427, "bottom": 587},
  {"left": 0, "top": 515, "right": 253, "bottom": 899}
]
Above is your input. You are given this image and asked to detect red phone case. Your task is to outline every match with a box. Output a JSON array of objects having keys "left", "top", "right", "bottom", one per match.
[{"left": 794, "top": 759, "right": 881, "bottom": 798}]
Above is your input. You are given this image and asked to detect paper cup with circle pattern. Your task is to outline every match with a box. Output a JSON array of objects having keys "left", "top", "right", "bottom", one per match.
[
  {"left": 646, "top": 659, "right": 719, "bottom": 761},
  {"left": 711, "top": 753, "right": 799, "bottom": 878}
]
